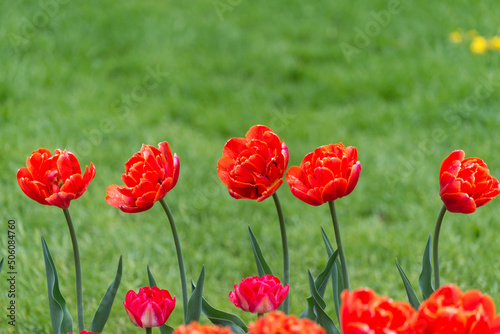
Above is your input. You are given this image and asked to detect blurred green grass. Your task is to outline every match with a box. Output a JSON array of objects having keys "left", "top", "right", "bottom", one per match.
[{"left": 1, "top": 0, "right": 500, "bottom": 332}]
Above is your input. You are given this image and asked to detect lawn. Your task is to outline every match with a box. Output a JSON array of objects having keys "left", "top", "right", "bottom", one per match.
[{"left": 1, "top": 0, "right": 500, "bottom": 333}]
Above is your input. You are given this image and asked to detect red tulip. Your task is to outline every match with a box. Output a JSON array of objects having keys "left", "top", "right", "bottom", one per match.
[
  {"left": 340, "top": 288, "right": 416, "bottom": 334},
  {"left": 248, "top": 311, "right": 325, "bottom": 334},
  {"left": 229, "top": 275, "right": 289, "bottom": 314},
  {"left": 415, "top": 284, "right": 500, "bottom": 334},
  {"left": 217, "top": 125, "right": 289, "bottom": 202},
  {"left": 68, "top": 331, "right": 101, "bottom": 334},
  {"left": 439, "top": 150, "right": 500, "bottom": 214},
  {"left": 173, "top": 322, "right": 235, "bottom": 334},
  {"left": 286, "top": 143, "right": 361, "bottom": 206},
  {"left": 124, "top": 286, "right": 176, "bottom": 329},
  {"left": 106, "top": 142, "right": 179, "bottom": 213},
  {"left": 17, "top": 148, "right": 95, "bottom": 209}
]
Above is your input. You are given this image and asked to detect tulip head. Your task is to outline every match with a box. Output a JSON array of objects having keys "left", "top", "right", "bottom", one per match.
[{"left": 124, "top": 286, "right": 176, "bottom": 328}]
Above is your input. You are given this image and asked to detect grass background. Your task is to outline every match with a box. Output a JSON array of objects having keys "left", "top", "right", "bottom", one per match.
[{"left": 1, "top": 0, "right": 500, "bottom": 332}]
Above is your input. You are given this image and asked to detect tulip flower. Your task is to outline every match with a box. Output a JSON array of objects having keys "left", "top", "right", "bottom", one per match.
[
  {"left": 286, "top": 143, "right": 361, "bottom": 291},
  {"left": 173, "top": 322, "right": 235, "bottom": 334},
  {"left": 17, "top": 148, "right": 95, "bottom": 209},
  {"left": 286, "top": 143, "right": 360, "bottom": 206},
  {"left": 229, "top": 275, "right": 289, "bottom": 314},
  {"left": 340, "top": 288, "right": 416, "bottom": 334},
  {"left": 439, "top": 150, "right": 500, "bottom": 214},
  {"left": 248, "top": 311, "right": 325, "bottom": 334},
  {"left": 124, "top": 286, "right": 176, "bottom": 329},
  {"left": 218, "top": 125, "right": 291, "bottom": 313},
  {"left": 217, "top": 125, "right": 289, "bottom": 202},
  {"left": 18, "top": 148, "right": 96, "bottom": 331},
  {"left": 68, "top": 331, "right": 101, "bottom": 334},
  {"left": 415, "top": 284, "right": 500, "bottom": 333},
  {"left": 434, "top": 150, "right": 500, "bottom": 288}
]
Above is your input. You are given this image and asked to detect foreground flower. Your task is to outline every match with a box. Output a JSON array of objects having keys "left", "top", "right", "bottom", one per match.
[
  {"left": 439, "top": 150, "right": 500, "bottom": 214},
  {"left": 68, "top": 332, "right": 101, "bottom": 334},
  {"left": 340, "top": 288, "right": 416, "bottom": 334},
  {"left": 286, "top": 143, "right": 361, "bottom": 206},
  {"left": 416, "top": 284, "right": 500, "bottom": 333},
  {"left": 217, "top": 125, "right": 289, "bottom": 202},
  {"left": 173, "top": 322, "right": 235, "bottom": 334},
  {"left": 470, "top": 35, "right": 488, "bottom": 54},
  {"left": 229, "top": 275, "right": 289, "bottom": 314},
  {"left": 248, "top": 311, "right": 325, "bottom": 334},
  {"left": 124, "top": 286, "right": 176, "bottom": 328},
  {"left": 17, "top": 148, "right": 95, "bottom": 209},
  {"left": 106, "top": 142, "right": 179, "bottom": 213}
]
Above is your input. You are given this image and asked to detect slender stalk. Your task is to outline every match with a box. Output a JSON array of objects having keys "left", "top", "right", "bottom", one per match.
[
  {"left": 159, "top": 198, "right": 188, "bottom": 323},
  {"left": 62, "top": 208, "right": 85, "bottom": 332},
  {"left": 433, "top": 205, "right": 447, "bottom": 289},
  {"left": 272, "top": 192, "right": 289, "bottom": 315},
  {"left": 328, "top": 201, "right": 350, "bottom": 291},
  {"left": 146, "top": 328, "right": 153, "bottom": 334}
]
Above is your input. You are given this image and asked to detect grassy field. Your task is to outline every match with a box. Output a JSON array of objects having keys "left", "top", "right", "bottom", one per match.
[{"left": 2, "top": 0, "right": 500, "bottom": 332}]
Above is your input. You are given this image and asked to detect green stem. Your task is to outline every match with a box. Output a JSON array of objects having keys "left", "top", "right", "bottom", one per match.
[
  {"left": 433, "top": 205, "right": 447, "bottom": 289},
  {"left": 272, "top": 193, "right": 289, "bottom": 315},
  {"left": 146, "top": 327, "right": 153, "bottom": 334},
  {"left": 62, "top": 208, "right": 85, "bottom": 332},
  {"left": 328, "top": 201, "right": 350, "bottom": 291},
  {"left": 159, "top": 198, "right": 188, "bottom": 324}
]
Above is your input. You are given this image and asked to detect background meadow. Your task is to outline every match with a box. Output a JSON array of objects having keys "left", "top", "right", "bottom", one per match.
[{"left": 1, "top": 0, "right": 500, "bottom": 332}]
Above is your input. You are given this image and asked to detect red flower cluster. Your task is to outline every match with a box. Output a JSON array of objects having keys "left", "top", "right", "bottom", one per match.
[
  {"left": 173, "top": 322, "right": 235, "bottom": 334},
  {"left": 229, "top": 275, "right": 289, "bottom": 314},
  {"left": 286, "top": 143, "right": 361, "bottom": 206},
  {"left": 67, "top": 332, "right": 101, "bottom": 334},
  {"left": 123, "top": 286, "right": 176, "bottom": 328},
  {"left": 106, "top": 142, "right": 179, "bottom": 213},
  {"left": 341, "top": 285, "right": 500, "bottom": 334},
  {"left": 17, "top": 148, "right": 95, "bottom": 209},
  {"left": 248, "top": 311, "right": 325, "bottom": 334},
  {"left": 439, "top": 150, "right": 500, "bottom": 213},
  {"left": 217, "top": 125, "right": 289, "bottom": 202}
]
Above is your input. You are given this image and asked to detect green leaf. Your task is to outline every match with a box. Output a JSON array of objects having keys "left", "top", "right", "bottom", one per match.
[
  {"left": 89, "top": 256, "right": 123, "bottom": 333},
  {"left": 186, "top": 265, "right": 205, "bottom": 324},
  {"left": 203, "top": 317, "right": 246, "bottom": 334},
  {"left": 41, "top": 237, "right": 73, "bottom": 334},
  {"left": 321, "top": 227, "right": 335, "bottom": 257},
  {"left": 147, "top": 266, "right": 172, "bottom": 334},
  {"left": 308, "top": 270, "right": 340, "bottom": 334},
  {"left": 395, "top": 258, "right": 420, "bottom": 309},
  {"left": 147, "top": 265, "right": 158, "bottom": 287},
  {"left": 0, "top": 257, "right": 3, "bottom": 273},
  {"left": 418, "top": 235, "right": 434, "bottom": 300},
  {"left": 321, "top": 227, "right": 342, "bottom": 322},
  {"left": 248, "top": 226, "right": 273, "bottom": 276},
  {"left": 298, "top": 297, "right": 317, "bottom": 320}
]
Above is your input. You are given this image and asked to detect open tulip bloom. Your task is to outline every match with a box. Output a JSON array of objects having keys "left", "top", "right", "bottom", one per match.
[{"left": 17, "top": 129, "right": 500, "bottom": 334}]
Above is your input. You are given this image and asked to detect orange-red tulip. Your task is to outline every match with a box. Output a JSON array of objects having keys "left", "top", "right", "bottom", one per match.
[
  {"left": 106, "top": 142, "right": 179, "bottom": 213},
  {"left": 17, "top": 148, "right": 95, "bottom": 209},
  {"left": 124, "top": 286, "right": 176, "bottom": 329},
  {"left": 229, "top": 275, "right": 289, "bottom": 314},
  {"left": 248, "top": 311, "right": 325, "bottom": 334},
  {"left": 173, "top": 322, "right": 235, "bottom": 334},
  {"left": 286, "top": 143, "right": 360, "bottom": 206},
  {"left": 415, "top": 284, "right": 500, "bottom": 334},
  {"left": 340, "top": 288, "right": 416, "bottom": 334},
  {"left": 217, "top": 125, "right": 289, "bottom": 202},
  {"left": 439, "top": 150, "right": 500, "bottom": 214}
]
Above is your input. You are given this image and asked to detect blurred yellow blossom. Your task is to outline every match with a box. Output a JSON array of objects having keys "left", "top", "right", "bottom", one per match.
[
  {"left": 489, "top": 36, "right": 500, "bottom": 50},
  {"left": 449, "top": 31, "right": 462, "bottom": 43},
  {"left": 470, "top": 36, "right": 488, "bottom": 54}
]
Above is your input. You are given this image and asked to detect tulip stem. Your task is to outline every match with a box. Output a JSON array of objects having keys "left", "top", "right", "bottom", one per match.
[
  {"left": 159, "top": 198, "right": 188, "bottom": 324},
  {"left": 272, "top": 192, "right": 289, "bottom": 315},
  {"left": 328, "top": 201, "right": 350, "bottom": 291},
  {"left": 146, "top": 328, "right": 152, "bottom": 334},
  {"left": 62, "top": 208, "right": 85, "bottom": 332},
  {"left": 433, "top": 205, "right": 447, "bottom": 290}
]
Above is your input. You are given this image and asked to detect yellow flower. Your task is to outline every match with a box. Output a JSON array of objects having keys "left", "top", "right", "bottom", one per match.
[
  {"left": 489, "top": 36, "right": 500, "bottom": 50},
  {"left": 449, "top": 31, "right": 462, "bottom": 44},
  {"left": 470, "top": 36, "right": 488, "bottom": 54}
]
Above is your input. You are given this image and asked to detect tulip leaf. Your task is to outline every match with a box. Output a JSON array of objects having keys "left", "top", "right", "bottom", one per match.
[
  {"left": 203, "top": 317, "right": 247, "bottom": 334},
  {"left": 308, "top": 270, "right": 340, "bottom": 334},
  {"left": 160, "top": 325, "right": 175, "bottom": 334},
  {"left": 89, "top": 256, "right": 123, "bottom": 333},
  {"left": 395, "top": 258, "right": 421, "bottom": 309},
  {"left": 186, "top": 265, "right": 205, "bottom": 324},
  {"left": 321, "top": 227, "right": 342, "bottom": 322},
  {"left": 299, "top": 296, "right": 317, "bottom": 320},
  {"left": 0, "top": 257, "right": 3, "bottom": 273},
  {"left": 418, "top": 235, "right": 434, "bottom": 300},
  {"left": 41, "top": 237, "right": 73, "bottom": 334},
  {"left": 147, "top": 265, "right": 158, "bottom": 287},
  {"left": 248, "top": 226, "right": 273, "bottom": 276}
]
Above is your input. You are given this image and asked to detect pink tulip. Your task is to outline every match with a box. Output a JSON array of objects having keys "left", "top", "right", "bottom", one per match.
[{"left": 124, "top": 286, "right": 176, "bottom": 328}]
